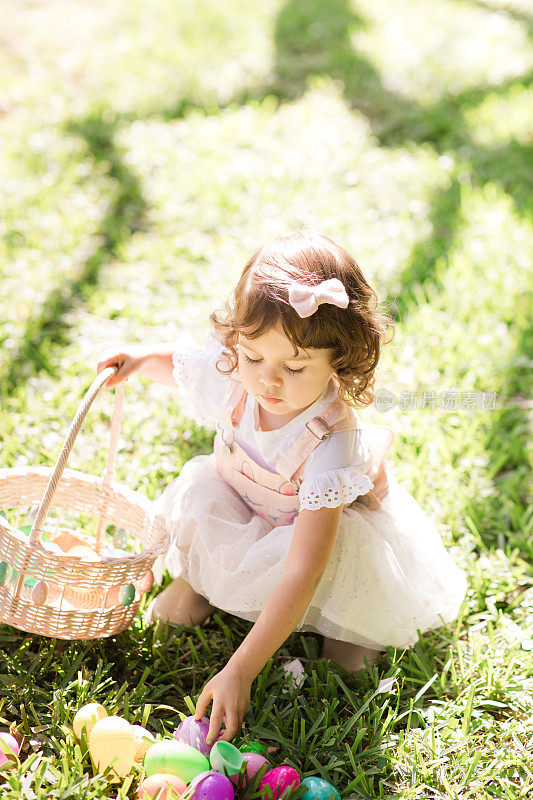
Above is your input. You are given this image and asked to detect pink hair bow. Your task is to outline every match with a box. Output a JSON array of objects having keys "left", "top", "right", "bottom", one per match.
[{"left": 287, "top": 278, "right": 349, "bottom": 318}]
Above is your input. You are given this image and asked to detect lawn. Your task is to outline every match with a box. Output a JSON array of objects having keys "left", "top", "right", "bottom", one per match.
[{"left": 0, "top": 0, "right": 532, "bottom": 798}]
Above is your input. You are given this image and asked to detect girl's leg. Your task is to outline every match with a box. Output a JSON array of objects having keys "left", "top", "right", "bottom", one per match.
[
  {"left": 148, "top": 577, "right": 216, "bottom": 626},
  {"left": 321, "top": 637, "right": 381, "bottom": 674}
]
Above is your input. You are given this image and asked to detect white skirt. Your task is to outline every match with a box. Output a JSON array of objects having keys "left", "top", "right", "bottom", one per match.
[{"left": 152, "top": 453, "right": 468, "bottom": 649}]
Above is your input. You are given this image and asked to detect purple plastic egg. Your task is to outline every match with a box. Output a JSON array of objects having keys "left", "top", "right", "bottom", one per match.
[
  {"left": 189, "top": 769, "right": 235, "bottom": 800},
  {"left": 259, "top": 766, "right": 300, "bottom": 800},
  {"left": 230, "top": 752, "right": 270, "bottom": 788},
  {"left": 174, "top": 716, "right": 223, "bottom": 757}
]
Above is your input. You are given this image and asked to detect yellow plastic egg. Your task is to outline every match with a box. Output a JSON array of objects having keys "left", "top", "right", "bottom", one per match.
[
  {"left": 89, "top": 716, "right": 136, "bottom": 778},
  {"left": 73, "top": 703, "right": 108, "bottom": 740},
  {"left": 68, "top": 545, "right": 100, "bottom": 560},
  {"left": 132, "top": 725, "right": 156, "bottom": 762}
]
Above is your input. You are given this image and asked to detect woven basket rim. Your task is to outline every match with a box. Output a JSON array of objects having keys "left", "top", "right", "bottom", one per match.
[
  {"left": 0, "top": 465, "right": 168, "bottom": 559},
  {"left": 0, "top": 464, "right": 155, "bottom": 512}
]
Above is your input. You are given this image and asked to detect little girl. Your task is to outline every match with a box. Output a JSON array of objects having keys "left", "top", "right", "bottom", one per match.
[{"left": 97, "top": 229, "right": 467, "bottom": 747}]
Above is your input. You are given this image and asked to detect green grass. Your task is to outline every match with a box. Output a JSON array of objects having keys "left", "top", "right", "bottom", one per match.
[{"left": 0, "top": 0, "right": 532, "bottom": 797}]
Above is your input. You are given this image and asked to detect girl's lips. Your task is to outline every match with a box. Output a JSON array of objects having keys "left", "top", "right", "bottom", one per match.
[{"left": 261, "top": 394, "right": 282, "bottom": 404}]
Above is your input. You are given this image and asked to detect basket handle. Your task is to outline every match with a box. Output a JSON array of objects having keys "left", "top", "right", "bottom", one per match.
[{"left": 27, "top": 366, "right": 123, "bottom": 547}]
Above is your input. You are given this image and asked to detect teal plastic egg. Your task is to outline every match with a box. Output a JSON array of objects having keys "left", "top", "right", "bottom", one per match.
[
  {"left": 119, "top": 584, "right": 135, "bottom": 606},
  {"left": 209, "top": 741, "right": 244, "bottom": 778},
  {"left": 300, "top": 777, "right": 341, "bottom": 800},
  {"left": 144, "top": 740, "right": 209, "bottom": 783},
  {"left": 113, "top": 528, "right": 129, "bottom": 549}
]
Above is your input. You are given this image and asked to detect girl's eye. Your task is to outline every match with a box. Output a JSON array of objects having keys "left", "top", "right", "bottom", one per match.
[{"left": 242, "top": 353, "right": 305, "bottom": 375}]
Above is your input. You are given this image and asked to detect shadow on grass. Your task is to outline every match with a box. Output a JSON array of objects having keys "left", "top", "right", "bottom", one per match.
[
  {"left": 5, "top": 0, "right": 530, "bottom": 393},
  {"left": 154, "top": 0, "right": 532, "bottom": 327},
  {"left": 1, "top": 109, "right": 149, "bottom": 397}
]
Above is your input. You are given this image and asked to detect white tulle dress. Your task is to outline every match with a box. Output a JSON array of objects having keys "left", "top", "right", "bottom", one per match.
[{"left": 152, "top": 335, "right": 468, "bottom": 650}]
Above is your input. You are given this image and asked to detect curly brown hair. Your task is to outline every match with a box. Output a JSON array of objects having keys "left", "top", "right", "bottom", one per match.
[{"left": 209, "top": 229, "right": 395, "bottom": 408}]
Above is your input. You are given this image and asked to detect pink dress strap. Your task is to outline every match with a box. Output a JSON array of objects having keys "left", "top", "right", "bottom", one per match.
[
  {"left": 274, "top": 398, "right": 359, "bottom": 482},
  {"left": 217, "top": 381, "right": 247, "bottom": 430}
]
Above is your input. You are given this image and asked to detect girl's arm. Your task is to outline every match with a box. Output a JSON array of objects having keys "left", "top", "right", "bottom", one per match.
[
  {"left": 196, "top": 506, "right": 343, "bottom": 742},
  {"left": 96, "top": 344, "right": 179, "bottom": 388},
  {"left": 227, "top": 504, "right": 344, "bottom": 683}
]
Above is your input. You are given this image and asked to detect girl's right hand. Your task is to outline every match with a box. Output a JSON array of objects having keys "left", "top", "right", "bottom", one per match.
[{"left": 96, "top": 346, "right": 144, "bottom": 388}]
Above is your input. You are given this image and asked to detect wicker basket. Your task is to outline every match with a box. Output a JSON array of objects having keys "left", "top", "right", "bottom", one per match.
[{"left": 0, "top": 367, "right": 169, "bottom": 640}]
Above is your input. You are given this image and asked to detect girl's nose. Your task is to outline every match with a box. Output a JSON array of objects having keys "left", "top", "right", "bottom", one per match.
[{"left": 260, "top": 367, "right": 282, "bottom": 387}]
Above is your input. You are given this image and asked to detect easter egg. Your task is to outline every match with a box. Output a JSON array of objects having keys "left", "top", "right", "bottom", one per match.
[
  {"left": 209, "top": 741, "right": 244, "bottom": 778},
  {"left": 189, "top": 770, "right": 234, "bottom": 800},
  {"left": 0, "top": 732, "right": 19, "bottom": 767},
  {"left": 119, "top": 583, "right": 135, "bottom": 606},
  {"left": 113, "top": 528, "right": 129, "bottom": 549},
  {"left": 73, "top": 703, "right": 108, "bottom": 740},
  {"left": 89, "top": 716, "right": 136, "bottom": 777},
  {"left": 132, "top": 725, "right": 156, "bottom": 762},
  {"left": 68, "top": 545, "right": 99, "bottom": 560},
  {"left": 32, "top": 581, "right": 48, "bottom": 605},
  {"left": 103, "top": 585, "right": 119, "bottom": 608},
  {"left": 300, "top": 777, "right": 341, "bottom": 800},
  {"left": 144, "top": 740, "right": 209, "bottom": 782},
  {"left": 0, "top": 562, "right": 9, "bottom": 585},
  {"left": 139, "top": 570, "right": 154, "bottom": 594},
  {"left": 137, "top": 773, "right": 186, "bottom": 799},
  {"left": 238, "top": 740, "right": 268, "bottom": 757},
  {"left": 259, "top": 766, "right": 300, "bottom": 800},
  {"left": 174, "top": 715, "right": 221, "bottom": 757},
  {"left": 230, "top": 752, "right": 269, "bottom": 788}
]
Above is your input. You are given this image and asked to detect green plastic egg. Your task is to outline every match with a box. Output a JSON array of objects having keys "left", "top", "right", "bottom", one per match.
[
  {"left": 0, "top": 562, "right": 8, "bottom": 585},
  {"left": 119, "top": 584, "right": 135, "bottom": 606},
  {"left": 238, "top": 740, "right": 268, "bottom": 757},
  {"left": 300, "top": 777, "right": 341, "bottom": 800},
  {"left": 113, "top": 528, "right": 129, "bottom": 549},
  {"left": 144, "top": 740, "right": 209, "bottom": 782},
  {"left": 209, "top": 741, "right": 244, "bottom": 777}
]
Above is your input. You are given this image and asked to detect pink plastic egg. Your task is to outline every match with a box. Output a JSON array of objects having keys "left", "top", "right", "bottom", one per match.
[
  {"left": 259, "top": 766, "right": 300, "bottom": 800},
  {"left": 230, "top": 752, "right": 270, "bottom": 788},
  {"left": 174, "top": 716, "right": 222, "bottom": 757},
  {"left": 137, "top": 773, "right": 186, "bottom": 799},
  {"left": 32, "top": 580, "right": 48, "bottom": 605},
  {"left": 189, "top": 769, "right": 235, "bottom": 800},
  {"left": 0, "top": 733, "right": 20, "bottom": 767},
  {"left": 139, "top": 570, "right": 154, "bottom": 594}
]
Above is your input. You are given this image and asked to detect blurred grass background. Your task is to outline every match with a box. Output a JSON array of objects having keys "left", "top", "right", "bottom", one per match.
[{"left": 0, "top": 0, "right": 532, "bottom": 798}]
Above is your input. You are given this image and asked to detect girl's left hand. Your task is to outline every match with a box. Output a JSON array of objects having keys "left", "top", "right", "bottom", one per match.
[{"left": 195, "top": 663, "right": 252, "bottom": 745}]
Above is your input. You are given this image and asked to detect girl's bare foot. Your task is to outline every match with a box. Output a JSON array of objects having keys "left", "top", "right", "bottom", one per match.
[
  {"left": 321, "top": 637, "right": 381, "bottom": 674},
  {"left": 146, "top": 577, "right": 216, "bottom": 626}
]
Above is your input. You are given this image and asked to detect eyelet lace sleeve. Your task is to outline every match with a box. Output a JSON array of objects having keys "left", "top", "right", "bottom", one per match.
[
  {"left": 298, "top": 467, "right": 374, "bottom": 510},
  {"left": 172, "top": 335, "right": 232, "bottom": 428}
]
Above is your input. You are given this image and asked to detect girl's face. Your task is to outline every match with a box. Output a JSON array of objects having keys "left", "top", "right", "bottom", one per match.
[{"left": 237, "top": 322, "right": 335, "bottom": 425}]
